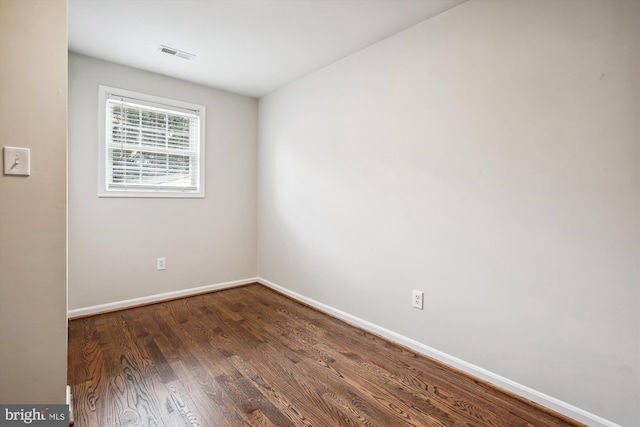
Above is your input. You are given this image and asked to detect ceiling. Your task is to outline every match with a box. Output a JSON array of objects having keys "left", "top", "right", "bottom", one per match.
[{"left": 68, "top": 0, "right": 466, "bottom": 98}]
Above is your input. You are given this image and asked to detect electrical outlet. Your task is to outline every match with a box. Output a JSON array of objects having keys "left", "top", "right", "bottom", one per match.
[
  {"left": 412, "top": 290, "right": 423, "bottom": 310},
  {"left": 156, "top": 257, "right": 166, "bottom": 270}
]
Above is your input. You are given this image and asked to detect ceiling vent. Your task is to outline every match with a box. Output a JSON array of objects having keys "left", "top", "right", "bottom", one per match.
[{"left": 159, "top": 45, "right": 196, "bottom": 60}]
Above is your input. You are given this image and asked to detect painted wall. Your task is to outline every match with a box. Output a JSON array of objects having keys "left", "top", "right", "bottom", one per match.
[
  {"left": 0, "top": 0, "right": 68, "bottom": 403},
  {"left": 68, "top": 53, "right": 258, "bottom": 310},
  {"left": 257, "top": 0, "right": 639, "bottom": 425}
]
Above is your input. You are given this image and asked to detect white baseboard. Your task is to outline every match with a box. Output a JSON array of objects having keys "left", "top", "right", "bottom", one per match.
[
  {"left": 66, "top": 275, "right": 620, "bottom": 427},
  {"left": 67, "top": 277, "right": 259, "bottom": 319},
  {"left": 257, "top": 277, "right": 621, "bottom": 427}
]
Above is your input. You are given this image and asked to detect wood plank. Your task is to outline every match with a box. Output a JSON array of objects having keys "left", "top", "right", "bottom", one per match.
[{"left": 68, "top": 284, "right": 586, "bottom": 427}]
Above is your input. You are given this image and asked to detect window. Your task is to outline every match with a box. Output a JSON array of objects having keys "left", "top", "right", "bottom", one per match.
[{"left": 98, "top": 85, "right": 205, "bottom": 198}]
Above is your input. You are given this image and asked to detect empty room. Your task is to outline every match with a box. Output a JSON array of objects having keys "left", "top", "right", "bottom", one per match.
[{"left": 0, "top": 0, "right": 638, "bottom": 426}]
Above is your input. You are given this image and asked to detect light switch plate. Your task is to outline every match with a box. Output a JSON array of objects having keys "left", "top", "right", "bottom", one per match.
[{"left": 3, "top": 146, "right": 30, "bottom": 176}]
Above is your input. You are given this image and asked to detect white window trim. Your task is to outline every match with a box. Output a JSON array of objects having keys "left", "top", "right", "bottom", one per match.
[{"left": 98, "top": 85, "right": 206, "bottom": 198}]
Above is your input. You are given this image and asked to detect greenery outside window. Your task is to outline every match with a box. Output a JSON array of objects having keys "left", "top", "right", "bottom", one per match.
[{"left": 98, "top": 85, "right": 205, "bottom": 198}]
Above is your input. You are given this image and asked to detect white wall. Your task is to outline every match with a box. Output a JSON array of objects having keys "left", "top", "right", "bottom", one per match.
[
  {"left": 0, "top": 0, "right": 67, "bottom": 403},
  {"left": 258, "top": 0, "right": 639, "bottom": 425},
  {"left": 69, "top": 53, "right": 258, "bottom": 310}
]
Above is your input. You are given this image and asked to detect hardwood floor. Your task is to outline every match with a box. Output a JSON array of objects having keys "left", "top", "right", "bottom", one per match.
[{"left": 68, "top": 284, "right": 584, "bottom": 427}]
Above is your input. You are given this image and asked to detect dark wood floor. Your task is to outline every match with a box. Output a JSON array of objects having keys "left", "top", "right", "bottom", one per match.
[{"left": 68, "top": 284, "right": 584, "bottom": 427}]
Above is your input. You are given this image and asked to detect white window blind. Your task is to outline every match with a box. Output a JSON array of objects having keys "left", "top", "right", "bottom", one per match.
[{"left": 99, "top": 86, "right": 205, "bottom": 198}]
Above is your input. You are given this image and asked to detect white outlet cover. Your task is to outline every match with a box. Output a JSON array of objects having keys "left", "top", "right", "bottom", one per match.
[
  {"left": 412, "top": 290, "right": 424, "bottom": 309},
  {"left": 3, "top": 146, "right": 30, "bottom": 176}
]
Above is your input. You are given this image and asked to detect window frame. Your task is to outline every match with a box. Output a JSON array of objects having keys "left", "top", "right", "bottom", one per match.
[{"left": 98, "top": 85, "right": 206, "bottom": 198}]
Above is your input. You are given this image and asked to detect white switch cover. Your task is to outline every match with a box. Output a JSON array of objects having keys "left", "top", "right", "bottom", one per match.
[{"left": 3, "top": 147, "right": 30, "bottom": 176}]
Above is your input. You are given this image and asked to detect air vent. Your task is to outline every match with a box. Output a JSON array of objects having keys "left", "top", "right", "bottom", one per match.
[{"left": 159, "top": 45, "right": 196, "bottom": 60}]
